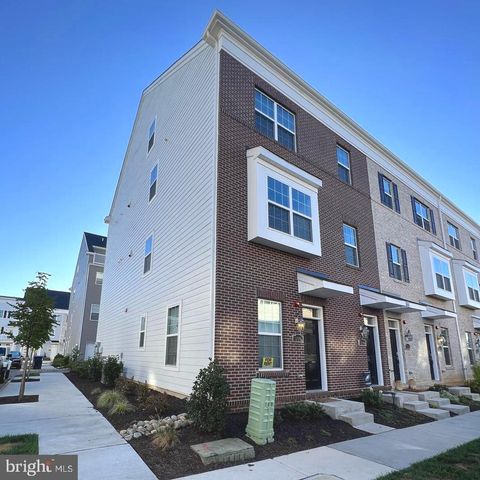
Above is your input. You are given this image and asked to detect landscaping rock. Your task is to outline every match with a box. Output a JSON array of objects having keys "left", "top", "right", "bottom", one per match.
[
  {"left": 124, "top": 435, "right": 132, "bottom": 442},
  {"left": 133, "top": 432, "right": 142, "bottom": 439}
]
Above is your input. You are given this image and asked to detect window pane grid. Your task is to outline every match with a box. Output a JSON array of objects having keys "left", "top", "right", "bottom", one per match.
[{"left": 258, "top": 299, "right": 282, "bottom": 369}]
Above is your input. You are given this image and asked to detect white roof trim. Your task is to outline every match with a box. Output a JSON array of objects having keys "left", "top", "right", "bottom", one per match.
[
  {"left": 421, "top": 305, "right": 457, "bottom": 320},
  {"left": 359, "top": 288, "right": 407, "bottom": 310},
  {"left": 297, "top": 272, "right": 353, "bottom": 298},
  {"left": 418, "top": 240, "right": 453, "bottom": 259}
]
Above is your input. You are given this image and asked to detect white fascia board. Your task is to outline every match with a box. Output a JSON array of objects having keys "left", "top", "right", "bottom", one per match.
[
  {"left": 203, "top": 11, "right": 480, "bottom": 238},
  {"left": 298, "top": 272, "right": 353, "bottom": 298},
  {"left": 452, "top": 259, "right": 480, "bottom": 275},
  {"left": 418, "top": 240, "right": 453, "bottom": 259},
  {"left": 421, "top": 306, "right": 457, "bottom": 320},
  {"left": 359, "top": 289, "right": 407, "bottom": 310},
  {"left": 388, "top": 301, "right": 427, "bottom": 313}
]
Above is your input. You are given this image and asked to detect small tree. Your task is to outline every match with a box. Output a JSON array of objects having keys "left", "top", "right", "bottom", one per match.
[
  {"left": 187, "top": 359, "right": 230, "bottom": 432},
  {"left": 8, "top": 272, "right": 58, "bottom": 400}
]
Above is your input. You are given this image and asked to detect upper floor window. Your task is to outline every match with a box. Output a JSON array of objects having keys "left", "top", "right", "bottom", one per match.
[
  {"left": 255, "top": 89, "right": 296, "bottom": 151},
  {"left": 411, "top": 197, "right": 436, "bottom": 234},
  {"left": 149, "top": 164, "right": 158, "bottom": 202},
  {"left": 465, "top": 271, "right": 480, "bottom": 302},
  {"left": 258, "top": 299, "right": 282, "bottom": 369},
  {"left": 343, "top": 224, "right": 359, "bottom": 267},
  {"left": 165, "top": 305, "right": 180, "bottom": 366},
  {"left": 95, "top": 271, "right": 103, "bottom": 285},
  {"left": 337, "top": 146, "right": 351, "bottom": 185},
  {"left": 433, "top": 256, "right": 452, "bottom": 292},
  {"left": 90, "top": 304, "right": 100, "bottom": 321},
  {"left": 378, "top": 173, "right": 400, "bottom": 212},
  {"left": 144, "top": 235, "right": 153, "bottom": 274},
  {"left": 471, "top": 238, "right": 478, "bottom": 261},
  {"left": 447, "top": 223, "right": 460, "bottom": 250},
  {"left": 139, "top": 315, "right": 146, "bottom": 349},
  {"left": 386, "top": 243, "right": 409, "bottom": 282},
  {"left": 148, "top": 119, "right": 156, "bottom": 152}
]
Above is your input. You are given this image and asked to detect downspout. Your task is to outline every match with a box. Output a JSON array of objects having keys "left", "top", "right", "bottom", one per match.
[{"left": 438, "top": 194, "right": 468, "bottom": 381}]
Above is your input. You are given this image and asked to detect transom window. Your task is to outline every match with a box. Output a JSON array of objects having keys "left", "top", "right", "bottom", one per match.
[
  {"left": 433, "top": 256, "right": 452, "bottom": 292},
  {"left": 412, "top": 197, "right": 436, "bottom": 234},
  {"left": 144, "top": 235, "right": 153, "bottom": 274},
  {"left": 90, "top": 304, "right": 100, "bottom": 321},
  {"left": 149, "top": 164, "right": 158, "bottom": 202},
  {"left": 465, "top": 271, "right": 480, "bottom": 302},
  {"left": 447, "top": 223, "right": 460, "bottom": 249},
  {"left": 255, "top": 90, "right": 296, "bottom": 151},
  {"left": 267, "top": 176, "right": 312, "bottom": 241},
  {"left": 378, "top": 173, "right": 400, "bottom": 212},
  {"left": 343, "top": 224, "right": 359, "bottom": 267},
  {"left": 337, "top": 146, "right": 351, "bottom": 185},
  {"left": 165, "top": 305, "right": 180, "bottom": 366},
  {"left": 258, "top": 299, "right": 282, "bottom": 369},
  {"left": 139, "top": 315, "right": 146, "bottom": 349},
  {"left": 440, "top": 328, "right": 452, "bottom": 366},
  {"left": 148, "top": 119, "right": 155, "bottom": 152},
  {"left": 386, "top": 243, "right": 409, "bottom": 282},
  {"left": 471, "top": 238, "right": 478, "bottom": 261}
]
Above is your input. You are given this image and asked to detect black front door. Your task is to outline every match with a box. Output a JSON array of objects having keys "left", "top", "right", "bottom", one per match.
[
  {"left": 304, "top": 319, "right": 321, "bottom": 390},
  {"left": 425, "top": 332, "right": 436, "bottom": 380},
  {"left": 366, "top": 326, "right": 379, "bottom": 385},
  {"left": 389, "top": 328, "right": 401, "bottom": 382}
]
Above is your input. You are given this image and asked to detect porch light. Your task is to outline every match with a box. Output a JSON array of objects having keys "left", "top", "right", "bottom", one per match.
[
  {"left": 295, "top": 317, "right": 305, "bottom": 333},
  {"left": 404, "top": 329, "right": 413, "bottom": 342}
]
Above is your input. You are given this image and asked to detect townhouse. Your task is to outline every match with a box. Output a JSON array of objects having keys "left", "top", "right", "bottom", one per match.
[
  {"left": 97, "top": 11, "right": 479, "bottom": 406},
  {"left": 62, "top": 232, "right": 107, "bottom": 359}
]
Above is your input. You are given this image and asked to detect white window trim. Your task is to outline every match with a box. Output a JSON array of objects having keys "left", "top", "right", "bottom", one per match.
[
  {"left": 387, "top": 318, "right": 406, "bottom": 384},
  {"left": 440, "top": 327, "right": 453, "bottom": 367},
  {"left": 247, "top": 146, "right": 322, "bottom": 258},
  {"left": 432, "top": 254, "right": 453, "bottom": 293},
  {"left": 414, "top": 198, "right": 432, "bottom": 231},
  {"left": 95, "top": 271, "right": 103, "bottom": 286},
  {"left": 447, "top": 222, "right": 460, "bottom": 249},
  {"left": 255, "top": 89, "right": 296, "bottom": 150},
  {"left": 343, "top": 224, "right": 359, "bottom": 267},
  {"left": 302, "top": 305, "right": 328, "bottom": 391},
  {"left": 139, "top": 313, "right": 147, "bottom": 350},
  {"left": 143, "top": 234, "right": 154, "bottom": 276},
  {"left": 337, "top": 145, "right": 351, "bottom": 184},
  {"left": 452, "top": 259, "right": 480, "bottom": 309},
  {"left": 149, "top": 163, "right": 158, "bottom": 203},
  {"left": 147, "top": 117, "right": 156, "bottom": 154},
  {"left": 164, "top": 302, "right": 181, "bottom": 370},
  {"left": 90, "top": 304, "right": 100, "bottom": 322},
  {"left": 424, "top": 324, "right": 441, "bottom": 381},
  {"left": 258, "top": 299, "right": 283, "bottom": 371},
  {"left": 363, "top": 315, "right": 384, "bottom": 386},
  {"left": 465, "top": 270, "right": 480, "bottom": 302}
]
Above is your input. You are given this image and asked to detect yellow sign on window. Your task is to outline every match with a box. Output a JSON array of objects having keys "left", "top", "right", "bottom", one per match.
[{"left": 262, "top": 356, "right": 274, "bottom": 368}]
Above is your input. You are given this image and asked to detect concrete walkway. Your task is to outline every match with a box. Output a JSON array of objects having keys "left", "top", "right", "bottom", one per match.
[
  {"left": 181, "top": 411, "right": 480, "bottom": 480},
  {"left": 0, "top": 371, "right": 156, "bottom": 480}
]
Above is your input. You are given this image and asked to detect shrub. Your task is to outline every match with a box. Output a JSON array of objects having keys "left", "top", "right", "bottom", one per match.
[
  {"left": 151, "top": 427, "right": 178, "bottom": 451},
  {"left": 91, "top": 387, "right": 103, "bottom": 396},
  {"left": 71, "top": 360, "right": 89, "bottom": 378},
  {"left": 429, "top": 383, "right": 449, "bottom": 392},
  {"left": 472, "top": 363, "right": 480, "bottom": 384},
  {"left": 136, "top": 381, "right": 150, "bottom": 404},
  {"left": 144, "top": 393, "right": 168, "bottom": 415},
  {"left": 70, "top": 346, "right": 80, "bottom": 364},
  {"left": 187, "top": 359, "right": 230, "bottom": 432},
  {"left": 281, "top": 402, "right": 325, "bottom": 420},
  {"left": 115, "top": 376, "right": 137, "bottom": 396},
  {"left": 108, "top": 398, "right": 135, "bottom": 416},
  {"left": 87, "top": 355, "right": 103, "bottom": 382},
  {"left": 102, "top": 356, "right": 123, "bottom": 387},
  {"left": 97, "top": 390, "right": 125, "bottom": 409},
  {"left": 361, "top": 388, "right": 383, "bottom": 407},
  {"left": 51, "top": 354, "right": 65, "bottom": 368},
  {"left": 466, "top": 380, "right": 480, "bottom": 394}
]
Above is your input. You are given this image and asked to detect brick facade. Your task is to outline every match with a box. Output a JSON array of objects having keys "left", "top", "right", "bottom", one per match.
[{"left": 215, "top": 51, "right": 390, "bottom": 407}]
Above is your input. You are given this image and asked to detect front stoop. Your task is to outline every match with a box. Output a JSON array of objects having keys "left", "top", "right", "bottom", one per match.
[
  {"left": 449, "top": 386, "right": 480, "bottom": 401},
  {"left": 315, "top": 399, "right": 394, "bottom": 434},
  {"left": 382, "top": 392, "right": 451, "bottom": 420}
]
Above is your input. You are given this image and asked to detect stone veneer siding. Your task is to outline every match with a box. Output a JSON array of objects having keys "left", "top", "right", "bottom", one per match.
[{"left": 215, "top": 51, "right": 389, "bottom": 408}]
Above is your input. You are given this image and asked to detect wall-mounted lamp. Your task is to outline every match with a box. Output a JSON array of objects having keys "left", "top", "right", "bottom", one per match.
[
  {"left": 437, "top": 331, "right": 447, "bottom": 347},
  {"left": 295, "top": 317, "right": 305, "bottom": 334},
  {"left": 404, "top": 329, "right": 413, "bottom": 342}
]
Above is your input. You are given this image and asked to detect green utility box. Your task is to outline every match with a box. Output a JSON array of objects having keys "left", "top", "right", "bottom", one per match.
[{"left": 245, "top": 378, "right": 276, "bottom": 445}]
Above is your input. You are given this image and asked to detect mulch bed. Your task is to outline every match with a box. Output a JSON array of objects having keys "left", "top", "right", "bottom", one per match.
[
  {"left": 0, "top": 395, "right": 39, "bottom": 405},
  {"left": 66, "top": 372, "right": 370, "bottom": 480}
]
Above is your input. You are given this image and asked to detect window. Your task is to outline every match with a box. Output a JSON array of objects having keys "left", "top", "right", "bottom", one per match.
[
  {"left": 343, "top": 224, "right": 359, "bottom": 267},
  {"left": 411, "top": 197, "right": 436, "bottom": 234},
  {"left": 471, "top": 238, "right": 478, "bottom": 261},
  {"left": 337, "top": 146, "right": 351, "bottom": 185},
  {"left": 440, "top": 328, "right": 452, "bottom": 366},
  {"left": 139, "top": 315, "right": 146, "bottom": 349},
  {"left": 386, "top": 243, "right": 409, "bottom": 282},
  {"left": 378, "top": 173, "right": 400, "bottom": 212},
  {"left": 149, "top": 164, "right": 158, "bottom": 201},
  {"left": 433, "top": 256, "right": 452, "bottom": 292},
  {"left": 148, "top": 119, "right": 155, "bottom": 152},
  {"left": 258, "top": 299, "right": 282, "bottom": 369},
  {"left": 95, "top": 271, "right": 103, "bottom": 285},
  {"left": 90, "top": 304, "right": 100, "bottom": 321},
  {"left": 466, "top": 332, "right": 475, "bottom": 365},
  {"left": 165, "top": 305, "right": 180, "bottom": 366},
  {"left": 267, "top": 176, "right": 313, "bottom": 241},
  {"left": 465, "top": 271, "right": 480, "bottom": 302},
  {"left": 255, "top": 89, "right": 296, "bottom": 151},
  {"left": 447, "top": 223, "right": 460, "bottom": 249},
  {"left": 143, "top": 235, "right": 153, "bottom": 274}
]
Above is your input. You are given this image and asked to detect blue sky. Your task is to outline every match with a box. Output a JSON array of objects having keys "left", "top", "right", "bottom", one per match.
[{"left": 1, "top": 0, "right": 479, "bottom": 296}]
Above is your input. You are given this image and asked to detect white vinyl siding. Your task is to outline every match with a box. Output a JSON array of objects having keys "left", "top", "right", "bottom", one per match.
[{"left": 96, "top": 42, "right": 217, "bottom": 396}]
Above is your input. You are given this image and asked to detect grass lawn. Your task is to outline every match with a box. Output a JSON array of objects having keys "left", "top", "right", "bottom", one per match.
[
  {"left": 0, "top": 434, "right": 39, "bottom": 454},
  {"left": 379, "top": 439, "right": 480, "bottom": 479}
]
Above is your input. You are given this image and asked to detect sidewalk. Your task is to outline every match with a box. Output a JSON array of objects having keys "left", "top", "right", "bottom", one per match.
[
  {"left": 180, "top": 411, "right": 480, "bottom": 480},
  {"left": 0, "top": 371, "right": 156, "bottom": 480}
]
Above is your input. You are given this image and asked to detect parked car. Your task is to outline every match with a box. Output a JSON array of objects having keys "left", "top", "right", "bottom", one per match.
[
  {"left": 0, "top": 355, "right": 12, "bottom": 383},
  {"left": 8, "top": 351, "right": 22, "bottom": 369}
]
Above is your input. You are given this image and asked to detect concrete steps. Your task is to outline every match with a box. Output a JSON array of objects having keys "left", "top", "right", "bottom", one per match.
[
  {"left": 417, "top": 407, "right": 450, "bottom": 420},
  {"left": 339, "top": 411, "right": 375, "bottom": 426},
  {"left": 382, "top": 391, "right": 451, "bottom": 420},
  {"left": 403, "top": 400, "right": 430, "bottom": 412},
  {"left": 439, "top": 404, "right": 470, "bottom": 415},
  {"left": 448, "top": 386, "right": 480, "bottom": 402}
]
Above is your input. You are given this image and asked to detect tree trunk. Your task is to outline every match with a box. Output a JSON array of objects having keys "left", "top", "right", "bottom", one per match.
[{"left": 18, "top": 347, "right": 29, "bottom": 401}]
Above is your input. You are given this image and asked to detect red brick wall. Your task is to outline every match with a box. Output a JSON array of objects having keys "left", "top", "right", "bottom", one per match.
[{"left": 215, "top": 51, "right": 390, "bottom": 407}]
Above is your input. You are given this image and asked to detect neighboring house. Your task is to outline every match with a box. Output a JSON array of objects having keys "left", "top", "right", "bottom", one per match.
[
  {"left": 62, "top": 232, "right": 106, "bottom": 359},
  {"left": 97, "top": 11, "right": 479, "bottom": 407},
  {"left": 1, "top": 291, "right": 70, "bottom": 358}
]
